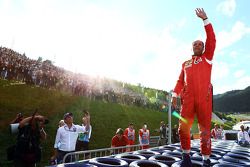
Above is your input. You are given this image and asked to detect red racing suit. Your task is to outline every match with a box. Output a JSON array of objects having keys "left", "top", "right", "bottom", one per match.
[{"left": 173, "top": 21, "right": 216, "bottom": 155}]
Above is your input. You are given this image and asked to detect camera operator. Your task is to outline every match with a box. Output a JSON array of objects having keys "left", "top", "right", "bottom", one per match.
[{"left": 13, "top": 114, "right": 48, "bottom": 167}]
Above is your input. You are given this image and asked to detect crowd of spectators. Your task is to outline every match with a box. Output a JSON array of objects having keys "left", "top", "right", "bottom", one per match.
[
  {"left": 0, "top": 47, "right": 64, "bottom": 88},
  {"left": 0, "top": 46, "right": 165, "bottom": 108}
]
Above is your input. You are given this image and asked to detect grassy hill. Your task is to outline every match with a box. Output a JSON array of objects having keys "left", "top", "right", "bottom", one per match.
[
  {"left": 0, "top": 79, "right": 179, "bottom": 167},
  {"left": 214, "top": 86, "right": 250, "bottom": 114}
]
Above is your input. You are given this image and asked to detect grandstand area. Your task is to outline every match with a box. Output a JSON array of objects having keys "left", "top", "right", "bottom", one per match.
[{"left": 0, "top": 46, "right": 168, "bottom": 110}]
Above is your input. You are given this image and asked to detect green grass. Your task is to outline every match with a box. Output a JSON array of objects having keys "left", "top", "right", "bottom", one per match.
[{"left": 0, "top": 79, "right": 180, "bottom": 167}]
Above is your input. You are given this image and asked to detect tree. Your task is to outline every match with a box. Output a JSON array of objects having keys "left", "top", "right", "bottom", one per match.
[
  {"left": 44, "top": 59, "right": 53, "bottom": 65},
  {"left": 37, "top": 57, "right": 43, "bottom": 62}
]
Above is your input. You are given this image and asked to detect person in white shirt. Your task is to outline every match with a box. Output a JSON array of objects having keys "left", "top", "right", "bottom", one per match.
[
  {"left": 51, "top": 111, "right": 90, "bottom": 164},
  {"left": 238, "top": 125, "right": 250, "bottom": 147},
  {"left": 220, "top": 124, "right": 225, "bottom": 140}
]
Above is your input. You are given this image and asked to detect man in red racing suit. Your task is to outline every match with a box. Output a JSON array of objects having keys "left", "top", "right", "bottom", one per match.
[{"left": 172, "top": 8, "right": 216, "bottom": 167}]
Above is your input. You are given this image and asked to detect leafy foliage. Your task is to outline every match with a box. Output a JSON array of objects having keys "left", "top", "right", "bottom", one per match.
[{"left": 214, "top": 86, "right": 250, "bottom": 113}]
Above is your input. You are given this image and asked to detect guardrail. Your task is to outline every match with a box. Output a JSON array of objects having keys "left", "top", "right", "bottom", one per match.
[
  {"left": 63, "top": 144, "right": 141, "bottom": 163},
  {"left": 63, "top": 136, "right": 160, "bottom": 163},
  {"left": 149, "top": 136, "right": 160, "bottom": 147}
]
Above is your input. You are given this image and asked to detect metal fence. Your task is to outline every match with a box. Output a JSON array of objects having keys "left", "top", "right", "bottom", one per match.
[
  {"left": 149, "top": 136, "right": 159, "bottom": 147},
  {"left": 63, "top": 136, "right": 160, "bottom": 163}
]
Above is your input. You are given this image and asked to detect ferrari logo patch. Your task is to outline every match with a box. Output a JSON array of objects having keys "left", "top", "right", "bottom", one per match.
[{"left": 184, "top": 59, "right": 192, "bottom": 68}]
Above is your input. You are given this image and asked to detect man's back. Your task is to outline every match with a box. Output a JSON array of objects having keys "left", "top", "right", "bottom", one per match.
[{"left": 14, "top": 123, "right": 42, "bottom": 166}]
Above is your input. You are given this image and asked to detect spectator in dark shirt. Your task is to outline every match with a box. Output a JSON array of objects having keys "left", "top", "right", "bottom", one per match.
[
  {"left": 172, "top": 124, "right": 179, "bottom": 143},
  {"left": 158, "top": 121, "right": 167, "bottom": 146},
  {"left": 13, "top": 114, "right": 48, "bottom": 167}
]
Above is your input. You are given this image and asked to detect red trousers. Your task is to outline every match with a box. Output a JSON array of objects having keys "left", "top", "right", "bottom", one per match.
[
  {"left": 179, "top": 88, "right": 212, "bottom": 155},
  {"left": 140, "top": 144, "right": 149, "bottom": 150},
  {"left": 128, "top": 140, "right": 135, "bottom": 145}
]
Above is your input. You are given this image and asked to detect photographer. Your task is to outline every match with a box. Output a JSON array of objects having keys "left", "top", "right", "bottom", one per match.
[{"left": 13, "top": 114, "right": 48, "bottom": 167}]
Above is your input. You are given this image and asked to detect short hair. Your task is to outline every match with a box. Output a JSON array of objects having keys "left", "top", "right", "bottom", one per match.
[
  {"left": 240, "top": 125, "right": 245, "bottom": 130},
  {"left": 83, "top": 109, "right": 88, "bottom": 114},
  {"left": 63, "top": 112, "right": 73, "bottom": 119},
  {"left": 58, "top": 120, "right": 64, "bottom": 125},
  {"left": 192, "top": 40, "right": 204, "bottom": 47},
  {"left": 116, "top": 128, "right": 124, "bottom": 135}
]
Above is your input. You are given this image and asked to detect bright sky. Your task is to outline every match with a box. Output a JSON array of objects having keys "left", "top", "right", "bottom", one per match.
[{"left": 1, "top": 0, "right": 250, "bottom": 95}]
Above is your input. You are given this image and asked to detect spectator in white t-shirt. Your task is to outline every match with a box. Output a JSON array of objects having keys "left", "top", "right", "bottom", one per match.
[
  {"left": 220, "top": 124, "right": 225, "bottom": 140},
  {"left": 238, "top": 125, "right": 250, "bottom": 147}
]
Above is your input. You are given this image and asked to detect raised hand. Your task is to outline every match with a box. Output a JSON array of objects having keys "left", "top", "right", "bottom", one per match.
[
  {"left": 83, "top": 111, "right": 90, "bottom": 125},
  {"left": 195, "top": 8, "right": 207, "bottom": 20}
]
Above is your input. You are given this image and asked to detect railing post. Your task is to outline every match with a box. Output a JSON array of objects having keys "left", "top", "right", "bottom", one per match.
[{"left": 168, "top": 90, "right": 172, "bottom": 144}]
